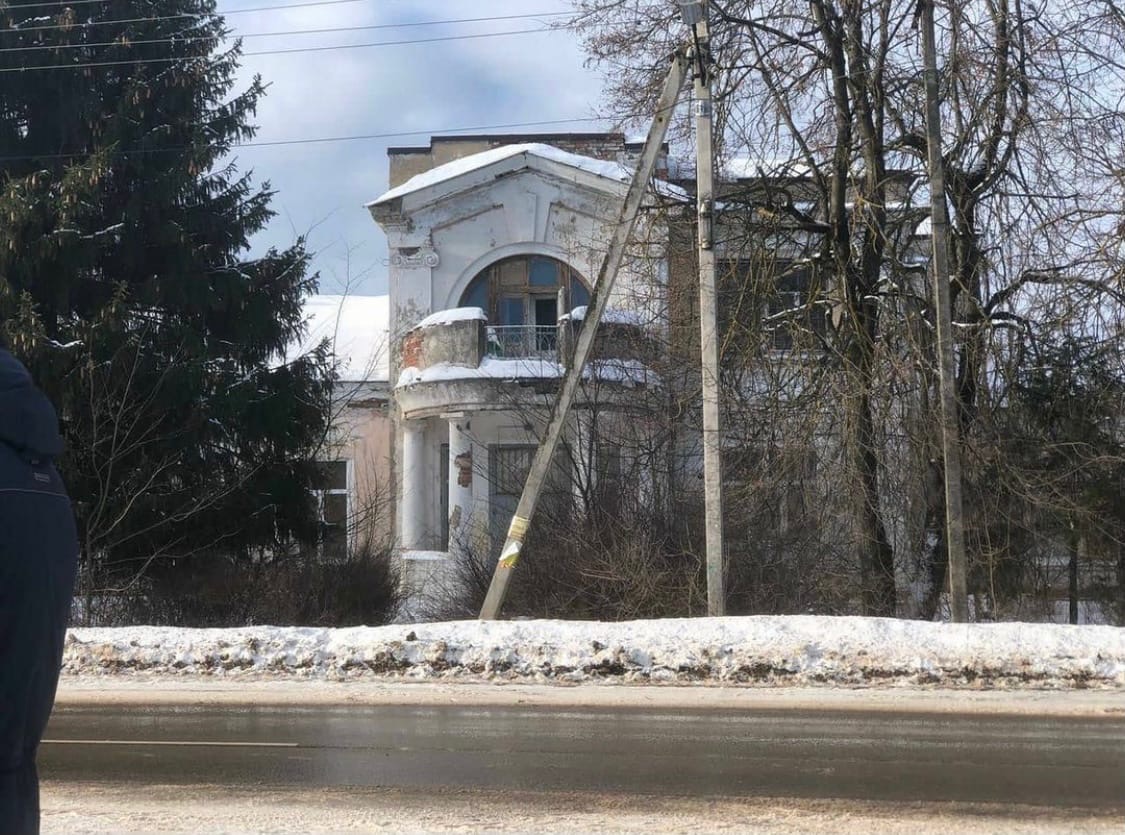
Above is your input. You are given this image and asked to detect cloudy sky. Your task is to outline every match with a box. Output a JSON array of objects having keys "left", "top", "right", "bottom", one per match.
[{"left": 220, "top": 0, "right": 612, "bottom": 296}]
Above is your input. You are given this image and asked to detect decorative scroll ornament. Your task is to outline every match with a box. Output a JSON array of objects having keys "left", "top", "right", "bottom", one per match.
[{"left": 389, "top": 246, "right": 440, "bottom": 269}]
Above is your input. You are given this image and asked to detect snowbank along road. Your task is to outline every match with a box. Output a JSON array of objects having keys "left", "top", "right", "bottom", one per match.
[{"left": 62, "top": 615, "right": 1125, "bottom": 688}]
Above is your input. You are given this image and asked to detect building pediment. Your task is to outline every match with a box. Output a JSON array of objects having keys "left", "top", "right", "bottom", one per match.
[{"left": 366, "top": 143, "right": 685, "bottom": 227}]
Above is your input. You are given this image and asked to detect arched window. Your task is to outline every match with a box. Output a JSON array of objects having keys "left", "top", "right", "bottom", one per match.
[{"left": 460, "top": 256, "right": 590, "bottom": 356}]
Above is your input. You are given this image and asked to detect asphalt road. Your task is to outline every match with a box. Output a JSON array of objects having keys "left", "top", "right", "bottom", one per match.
[{"left": 40, "top": 703, "right": 1125, "bottom": 810}]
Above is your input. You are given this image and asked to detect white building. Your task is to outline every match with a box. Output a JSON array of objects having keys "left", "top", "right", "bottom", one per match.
[
  {"left": 299, "top": 134, "right": 942, "bottom": 616},
  {"left": 293, "top": 133, "right": 1121, "bottom": 625},
  {"left": 361, "top": 135, "right": 683, "bottom": 597}
]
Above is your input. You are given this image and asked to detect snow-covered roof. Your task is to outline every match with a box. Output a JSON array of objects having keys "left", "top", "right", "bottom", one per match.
[
  {"left": 369, "top": 143, "right": 688, "bottom": 206},
  {"left": 289, "top": 294, "right": 390, "bottom": 383},
  {"left": 723, "top": 157, "right": 815, "bottom": 180},
  {"left": 563, "top": 305, "right": 645, "bottom": 326}
]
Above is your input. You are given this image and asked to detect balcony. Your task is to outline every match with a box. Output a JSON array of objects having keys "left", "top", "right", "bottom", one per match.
[
  {"left": 396, "top": 306, "right": 658, "bottom": 419},
  {"left": 486, "top": 324, "right": 557, "bottom": 359}
]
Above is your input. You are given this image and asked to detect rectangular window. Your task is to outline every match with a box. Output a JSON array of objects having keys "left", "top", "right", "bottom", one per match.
[
  {"left": 316, "top": 460, "right": 348, "bottom": 491},
  {"left": 497, "top": 258, "right": 527, "bottom": 288},
  {"left": 533, "top": 296, "right": 558, "bottom": 352},
  {"left": 500, "top": 295, "right": 525, "bottom": 326},
  {"left": 489, "top": 446, "right": 533, "bottom": 551},
  {"left": 311, "top": 460, "right": 349, "bottom": 560},
  {"left": 719, "top": 259, "right": 827, "bottom": 352},
  {"left": 596, "top": 441, "right": 623, "bottom": 512},
  {"left": 529, "top": 257, "right": 559, "bottom": 286},
  {"left": 768, "top": 264, "right": 826, "bottom": 351},
  {"left": 488, "top": 445, "right": 572, "bottom": 547},
  {"left": 722, "top": 444, "right": 816, "bottom": 534},
  {"left": 716, "top": 259, "right": 759, "bottom": 355},
  {"left": 440, "top": 443, "right": 450, "bottom": 551},
  {"left": 491, "top": 446, "right": 535, "bottom": 497}
]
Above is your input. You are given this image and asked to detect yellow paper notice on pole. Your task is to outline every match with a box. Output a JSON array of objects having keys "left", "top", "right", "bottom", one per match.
[
  {"left": 499, "top": 539, "right": 522, "bottom": 569},
  {"left": 499, "top": 516, "right": 529, "bottom": 568},
  {"left": 507, "top": 515, "right": 530, "bottom": 541}
]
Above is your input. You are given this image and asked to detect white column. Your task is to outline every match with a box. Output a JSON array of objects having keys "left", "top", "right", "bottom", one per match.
[
  {"left": 401, "top": 421, "right": 426, "bottom": 551},
  {"left": 447, "top": 417, "right": 475, "bottom": 554},
  {"left": 575, "top": 411, "right": 595, "bottom": 504}
]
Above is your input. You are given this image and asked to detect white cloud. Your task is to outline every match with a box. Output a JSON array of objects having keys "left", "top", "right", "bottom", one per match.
[{"left": 214, "top": 0, "right": 611, "bottom": 294}]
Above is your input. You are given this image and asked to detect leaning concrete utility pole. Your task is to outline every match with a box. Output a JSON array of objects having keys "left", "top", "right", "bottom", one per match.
[
  {"left": 920, "top": 0, "right": 970, "bottom": 623},
  {"left": 478, "top": 50, "right": 690, "bottom": 620},
  {"left": 681, "top": 0, "right": 726, "bottom": 616}
]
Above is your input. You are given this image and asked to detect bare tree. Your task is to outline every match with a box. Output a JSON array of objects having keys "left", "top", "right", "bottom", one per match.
[{"left": 570, "top": 0, "right": 1125, "bottom": 618}]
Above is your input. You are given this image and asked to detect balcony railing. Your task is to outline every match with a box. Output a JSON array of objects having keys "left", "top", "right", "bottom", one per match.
[{"left": 485, "top": 325, "right": 558, "bottom": 359}]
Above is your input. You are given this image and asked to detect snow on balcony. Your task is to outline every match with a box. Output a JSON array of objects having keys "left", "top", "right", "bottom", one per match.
[
  {"left": 561, "top": 305, "right": 646, "bottom": 326},
  {"left": 415, "top": 307, "right": 487, "bottom": 328},
  {"left": 397, "top": 357, "right": 656, "bottom": 389},
  {"left": 397, "top": 307, "right": 658, "bottom": 391}
]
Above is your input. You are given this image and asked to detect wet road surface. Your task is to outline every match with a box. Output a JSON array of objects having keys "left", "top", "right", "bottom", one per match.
[{"left": 41, "top": 703, "right": 1125, "bottom": 810}]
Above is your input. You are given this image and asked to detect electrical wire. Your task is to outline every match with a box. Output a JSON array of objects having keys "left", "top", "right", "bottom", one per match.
[
  {"left": 1, "top": 0, "right": 362, "bottom": 37},
  {"left": 0, "top": 26, "right": 550, "bottom": 71},
  {"left": 0, "top": 117, "right": 615, "bottom": 163},
  {"left": 0, "top": 10, "right": 571, "bottom": 49},
  {"left": 2, "top": 0, "right": 359, "bottom": 12}
]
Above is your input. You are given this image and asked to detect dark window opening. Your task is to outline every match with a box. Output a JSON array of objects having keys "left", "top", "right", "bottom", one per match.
[
  {"left": 440, "top": 443, "right": 450, "bottom": 550},
  {"left": 311, "top": 460, "right": 349, "bottom": 560},
  {"left": 534, "top": 297, "right": 558, "bottom": 351},
  {"left": 719, "top": 259, "right": 827, "bottom": 352},
  {"left": 488, "top": 445, "right": 572, "bottom": 548}
]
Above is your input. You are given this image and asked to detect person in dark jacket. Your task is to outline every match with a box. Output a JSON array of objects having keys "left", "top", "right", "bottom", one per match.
[{"left": 0, "top": 340, "right": 78, "bottom": 835}]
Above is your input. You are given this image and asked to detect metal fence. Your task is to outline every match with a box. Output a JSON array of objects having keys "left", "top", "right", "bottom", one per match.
[{"left": 485, "top": 325, "right": 558, "bottom": 359}]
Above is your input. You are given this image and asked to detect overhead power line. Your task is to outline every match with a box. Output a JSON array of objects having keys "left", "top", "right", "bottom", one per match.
[
  {"left": 5, "top": 13, "right": 226, "bottom": 37},
  {"left": 0, "top": 26, "right": 550, "bottom": 72},
  {"left": 0, "top": 9, "right": 570, "bottom": 43},
  {"left": 1, "top": 0, "right": 359, "bottom": 12},
  {"left": 0, "top": 0, "right": 360, "bottom": 37},
  {"left": 0, "top": 117, "right": 614, "bottom": 163},
  {"left": 0, "top": 12, "right": 569, "bottom": 55}
]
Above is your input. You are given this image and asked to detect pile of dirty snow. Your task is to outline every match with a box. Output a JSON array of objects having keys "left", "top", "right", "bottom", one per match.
[{"left": 62, "top": 617, "right": 1125, "bottom": 689}]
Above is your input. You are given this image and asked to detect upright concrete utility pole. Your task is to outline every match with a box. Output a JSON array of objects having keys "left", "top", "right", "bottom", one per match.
[
  {"left": 478, "top": 51, "right": 690, "bottom": 620},
  {"left": 680, "top": 0, "right": 725, "bottom": 616},
  {"left": 920, "top": 0, "right": 970, "bottom": 623}
]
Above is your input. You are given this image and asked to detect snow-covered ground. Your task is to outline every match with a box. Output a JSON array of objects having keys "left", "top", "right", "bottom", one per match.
[
  {"left": 41, "top": 781, "right": 1125, "bottom": 835},
  {"left": 63, "top": 615, "right": 1125, "bottom": 689}
]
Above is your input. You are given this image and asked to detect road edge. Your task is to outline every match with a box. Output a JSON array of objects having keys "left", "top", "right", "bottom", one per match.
[{"left": 54, "top": 677, "right": 1125, "bottom": 717}]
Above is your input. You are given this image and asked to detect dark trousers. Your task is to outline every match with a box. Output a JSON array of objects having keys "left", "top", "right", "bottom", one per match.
[{"left": 0, "top": 445, "right": 77, "bottom": 835}]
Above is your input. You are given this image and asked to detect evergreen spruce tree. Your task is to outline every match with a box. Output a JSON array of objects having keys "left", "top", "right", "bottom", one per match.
[
  {"left": 1000, "top": 336, "right": 1125, "bottom": 620},
  {"left": 0, "top": 0, "right": 335, "bottom": 612}
]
